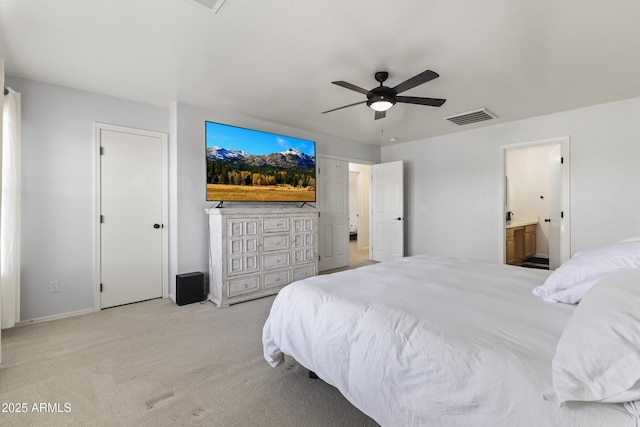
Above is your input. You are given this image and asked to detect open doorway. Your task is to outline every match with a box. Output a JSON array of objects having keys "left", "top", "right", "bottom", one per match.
[
  {"left": 502, "top": 137, "right": 570, "bottom": 271},
  {"left": 348, "top": 162, "right": 373, "bottom": 268}
]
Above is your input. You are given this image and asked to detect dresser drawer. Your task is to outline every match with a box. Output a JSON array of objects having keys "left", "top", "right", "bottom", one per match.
[
  {"left": 227, "top": 276, "right": 259, "bottom": 297},
  {"left": 293, "top": 265, "right": 315, "bottom": 281},
  {"left": 263, "top": 217, "right": 290, "bottom": 233},
  {"left": 262, "top": 234, "right": 290, "bottom": 252},
  {"left": 264, "top": 270, "right": 290, "bottom": 289},
  {"left": 262, "top": 252, "right": 290, "bottom": 270}
]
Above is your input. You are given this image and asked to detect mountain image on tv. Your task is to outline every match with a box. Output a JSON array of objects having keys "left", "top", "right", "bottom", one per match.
[{"left": 205, "top": 122, "right": 316, "bottom": 202}]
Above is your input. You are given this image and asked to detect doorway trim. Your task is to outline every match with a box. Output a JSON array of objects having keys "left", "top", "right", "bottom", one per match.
[
  {"left": 500, "top": 136, "right": 571, "bottom": 267},
  {"left": 92, "top": 122, "right": 169, "bottom": 311}
]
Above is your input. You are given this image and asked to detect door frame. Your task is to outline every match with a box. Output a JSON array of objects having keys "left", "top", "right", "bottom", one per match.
[
  {"left": 500, "top": 136, "right": 571, "bottom": 267},
  {"left": 92, "top": 123, "right": 169, "bottom": 310}
]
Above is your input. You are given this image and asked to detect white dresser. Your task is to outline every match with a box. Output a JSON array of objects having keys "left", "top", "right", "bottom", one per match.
[{"left": 205, "top": 207, "right": 318, "bottom": 307}]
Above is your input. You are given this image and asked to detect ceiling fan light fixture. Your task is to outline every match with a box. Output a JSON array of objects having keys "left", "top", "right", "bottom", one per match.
[{"left": 368, "top": 96, "right": 396, "bottom": 111}]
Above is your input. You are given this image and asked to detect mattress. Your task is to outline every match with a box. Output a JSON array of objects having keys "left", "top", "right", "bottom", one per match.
[{"left": 263, "top": 255, "right": 637, "bottom": 426}]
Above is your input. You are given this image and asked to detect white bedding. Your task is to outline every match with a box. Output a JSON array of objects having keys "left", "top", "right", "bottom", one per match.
[{"left": 262, "top": 255, "right": 638, "bottom": 427}]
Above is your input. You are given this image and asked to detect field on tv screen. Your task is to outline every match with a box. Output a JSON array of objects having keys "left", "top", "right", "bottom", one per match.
[{"left": 206, "top": 183, "right": 315, "bottom": 202}]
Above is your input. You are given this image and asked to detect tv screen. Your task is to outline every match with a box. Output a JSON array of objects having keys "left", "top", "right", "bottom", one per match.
[{"left": 205, "top": 121, "right": 316, "bottom": 202}]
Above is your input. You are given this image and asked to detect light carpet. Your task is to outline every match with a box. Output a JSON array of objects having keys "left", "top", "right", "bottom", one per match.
[{"left": 0, "top": 296, "right": 378, "bottom": 426}]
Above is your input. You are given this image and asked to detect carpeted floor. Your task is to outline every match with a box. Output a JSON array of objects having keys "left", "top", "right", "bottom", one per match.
[
  {"left": 321, "top": 241, "right": 376, "bottom": 274},
  {"left": 0, "top": 296, "right": 378, "bottom": 426}
]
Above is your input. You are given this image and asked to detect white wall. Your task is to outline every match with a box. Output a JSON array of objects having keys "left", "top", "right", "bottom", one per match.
[
  {"left": 9, "top": 78, "right": 379, "bottom": 321},
  {"left": 11, "top": 71, "right": 640, "bottom": 320},
  {"left": 8, "top": 76, "right": 169, "bottom": 321},
  {"left": 382, "top": 97, "right": 640, "bottom": 262},
  {"left": 161, "top": 102, "right": 381, "bottom": 297}
]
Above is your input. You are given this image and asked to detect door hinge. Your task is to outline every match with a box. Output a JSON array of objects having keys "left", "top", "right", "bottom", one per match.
[
  {"left": 560, "top": 156, "right": 564, "bottom": 164},
  {"left": 100, "top": 215, "right": 104, "bottom": 223},
  {"left": 318, "top": 255, "right": 321, "bottom": 261},
  {"left": 100, "top": 146, "right": 104, "bottom": 155},
  {"left": 100, "top": 283, "right": 103, "bottom": 292},
  {"left": 561, "top": 211, "right": 564, "bottom": 218}
]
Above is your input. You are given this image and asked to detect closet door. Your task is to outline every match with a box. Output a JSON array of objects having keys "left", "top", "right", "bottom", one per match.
[{"left": 99, "top": 126, "right": 165, "bottom": 308}]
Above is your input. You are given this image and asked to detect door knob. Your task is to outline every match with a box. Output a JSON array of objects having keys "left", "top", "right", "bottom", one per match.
[
  {"left": 395, "top": 217, "right": 403, "bottom": 221},
  {"left": 544, "top": 218, "right": 551, "bottom": 223},
  {"left": 153, "top": 223, "right": 162, "bottom": 229}
]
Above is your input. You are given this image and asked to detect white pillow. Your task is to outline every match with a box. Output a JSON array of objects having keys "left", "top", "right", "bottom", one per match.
[
  {"left": 552, "top": 268, "right": 640, "bottom": 404},
  {"left": 532, "top": 240, "right": 640, "bottom": 304}
]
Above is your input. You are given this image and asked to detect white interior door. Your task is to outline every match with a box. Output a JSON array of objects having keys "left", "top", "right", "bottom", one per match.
[
  {"left": 371, "top": 161, "right": 404, "bottom": 262},
  {"left": 317, "top": 156, "right": 349, "bottom": 271},
  {"left": 548, "top": 145, "right": 563, "bottom": 270},
  {"left": 99, "top": 127, "right": 164, "bottom": 308}
]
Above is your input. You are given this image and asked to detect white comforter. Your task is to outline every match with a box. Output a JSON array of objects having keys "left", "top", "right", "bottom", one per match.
[{"left": 263, "top": 255, "right": 637, "bottom": 427}]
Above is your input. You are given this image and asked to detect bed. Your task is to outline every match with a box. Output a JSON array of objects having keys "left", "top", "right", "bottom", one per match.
[{"left": 263, "top": 244, "right": 640, "bottom": 427}]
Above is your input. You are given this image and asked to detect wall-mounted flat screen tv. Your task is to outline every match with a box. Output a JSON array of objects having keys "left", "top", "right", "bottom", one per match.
[{"left": 205, "top": 121, "right": 316, "bottom": 202}]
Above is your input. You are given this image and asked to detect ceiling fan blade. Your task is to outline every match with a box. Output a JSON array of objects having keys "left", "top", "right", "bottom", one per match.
[
  {"left": 396, "top": 96, "right": 446, "bottom": 107},
  {"left": 392, "top": 70, "right": 439, "bottom": 94},
  {"left": 374, "top": 110, "right": 386, "bottom": 120},
  {"left": 332, "top": 81, "right": 371, "bottom": 95},
  {"left": 322, "top": 100, "right": 367, "bottom": 114}
]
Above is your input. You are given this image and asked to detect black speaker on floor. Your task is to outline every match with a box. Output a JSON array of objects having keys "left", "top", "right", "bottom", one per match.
[{"left": 176, "top": 272, "right": 205, "bottom": 306}]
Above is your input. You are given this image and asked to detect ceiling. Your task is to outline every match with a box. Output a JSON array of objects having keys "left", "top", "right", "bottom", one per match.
[{"left": 2, "top": 0, "right": 640, "bottom": 146}]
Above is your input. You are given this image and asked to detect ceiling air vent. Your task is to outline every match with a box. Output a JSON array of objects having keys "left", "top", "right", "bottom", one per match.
[{"left": 443, "top": 108, "right": 497, "bottom": 126}]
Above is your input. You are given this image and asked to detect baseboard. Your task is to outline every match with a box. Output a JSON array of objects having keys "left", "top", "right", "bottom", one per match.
[
  {"left": 16, "top": 308, "right": 96, "bottom": 327},
  {"left": 16, "top": 295, "right": 181, "bottom": 326}
]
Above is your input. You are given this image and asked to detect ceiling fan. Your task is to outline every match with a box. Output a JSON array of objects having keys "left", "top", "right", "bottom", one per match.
[{"left": 322, "top": 69, "right": 446, "bottom": 120}]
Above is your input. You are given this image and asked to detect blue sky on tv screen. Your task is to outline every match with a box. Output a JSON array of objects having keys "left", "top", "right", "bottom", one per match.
[{"left": 206, "top": 122, "right": 315, "bottom": 157}]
